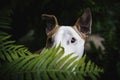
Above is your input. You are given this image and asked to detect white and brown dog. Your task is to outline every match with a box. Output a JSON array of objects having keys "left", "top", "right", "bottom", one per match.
[{"left": 40, "top": 8, "right": 92, "bottom": 59}]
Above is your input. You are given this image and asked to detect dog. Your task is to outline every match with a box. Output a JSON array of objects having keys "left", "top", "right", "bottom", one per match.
[{"left": 37, "top": 8, "right": 92, "bottom": 59}]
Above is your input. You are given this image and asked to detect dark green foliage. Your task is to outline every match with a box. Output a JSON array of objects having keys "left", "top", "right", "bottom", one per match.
[
  {"left": 0, "top": 0, "right": 120, "bottom": 80},
  {"left": 0, "top": 33, "right": 103, "bottom": 80},
  {"left": 0, "top": 32, "right": 32, "bottom": 66}
]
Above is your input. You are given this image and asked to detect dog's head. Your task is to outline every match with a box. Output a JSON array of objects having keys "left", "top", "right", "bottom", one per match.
[{"left": 42, "top": 8, "right": 92, "bottom": 59}]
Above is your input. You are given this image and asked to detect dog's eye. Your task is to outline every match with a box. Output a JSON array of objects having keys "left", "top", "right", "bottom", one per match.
[
  {"left": 48, "top": 38, "right": 54, "bottom": 44},
  {"left": 71, "top": 37, "right": 76, "bottom": 43}
]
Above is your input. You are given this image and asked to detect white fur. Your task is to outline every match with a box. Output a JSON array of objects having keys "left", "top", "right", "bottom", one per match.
[{"left": 53, "top": 26, "right": 85, "bottom": 59}]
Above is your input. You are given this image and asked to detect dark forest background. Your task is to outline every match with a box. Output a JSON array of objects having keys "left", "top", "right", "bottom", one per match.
[{"left": 0, "top": 0, "right": 120, "bottom": 80}]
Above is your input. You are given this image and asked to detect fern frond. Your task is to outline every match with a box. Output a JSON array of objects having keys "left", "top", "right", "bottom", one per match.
[
  {"left": 0, "top": 8, "right": 12, "bottom": 30},
  {"left": 0, "top": 32, "right": 32, "bottom": 64},
  {"left": 0, "top": 33, "right": 103, "bottom": 80},
  {"left": 0, "top": 49, "right": 103, "bottom": 80}
]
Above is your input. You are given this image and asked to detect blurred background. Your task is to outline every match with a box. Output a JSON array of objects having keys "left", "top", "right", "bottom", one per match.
[{"left": 0, "top": 0, "right": 120, "bottom": 80}]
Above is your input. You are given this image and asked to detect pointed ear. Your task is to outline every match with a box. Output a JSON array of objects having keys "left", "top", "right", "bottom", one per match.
[
  {"left": 74, "top": 8, "right": 92, "bottom": 35},
  {"left": 41, "top": 14, "right": 58, "bottom": 34}
]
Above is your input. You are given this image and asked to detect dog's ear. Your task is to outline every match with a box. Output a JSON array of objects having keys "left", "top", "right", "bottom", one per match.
[
  {"left": 42, "top": 14, "right": 58, "bottom": 34},
  {"left": 74, "top": 8, "right": 92, "bottom": 35}
]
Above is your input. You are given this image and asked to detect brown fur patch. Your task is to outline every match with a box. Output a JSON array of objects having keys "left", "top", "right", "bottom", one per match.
[
  {"left": 46, "top": 25, "right": 60, "bottom": 48},
  {"left": 47, "top": 25, "right": 60, "bottom": 37},
  {"left": 73, "top": 26, "right": 87, "bottom": 40}
]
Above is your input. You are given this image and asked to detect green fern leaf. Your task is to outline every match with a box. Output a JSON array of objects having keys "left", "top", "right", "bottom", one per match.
[
  {"left": 0, "top": 33, "right": 104, "bottom": 80},
  {"left": 0, "top": 32, "right": 32, "bottom": 64}
]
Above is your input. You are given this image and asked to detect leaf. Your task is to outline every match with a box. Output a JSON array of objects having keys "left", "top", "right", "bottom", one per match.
[
  {"left": 55, "top": 53, "right": 73, "bottom": 69},
  {"left": 62, "top": 55, "right": 78, "bottom": 70},
  {"left": 0, "top": 33, "right": 104, "bottom": 80}
]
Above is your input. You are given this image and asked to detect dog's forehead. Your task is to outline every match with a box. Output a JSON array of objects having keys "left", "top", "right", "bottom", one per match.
[
  {"left": 57, "top": 26, "right": 78, "bottom": 36},
  {"left": 55, "top": 26, "right": 86, "bottom": 40}
]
